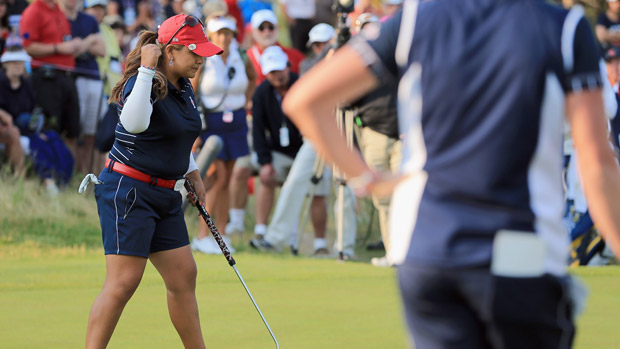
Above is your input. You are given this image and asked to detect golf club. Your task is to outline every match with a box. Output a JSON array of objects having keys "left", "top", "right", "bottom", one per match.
[{"left": 184, "top": 179, "right": 279, "bottom": 349}]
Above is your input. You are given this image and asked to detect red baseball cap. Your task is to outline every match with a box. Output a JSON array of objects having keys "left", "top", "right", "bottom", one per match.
[{"left": 158, "top": 14, "right": 223, "bottom": 57}]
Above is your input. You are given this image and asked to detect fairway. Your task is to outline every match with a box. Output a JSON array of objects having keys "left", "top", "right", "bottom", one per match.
[{"left": 1, "top": 247, "right": 620, "bottom": 348}]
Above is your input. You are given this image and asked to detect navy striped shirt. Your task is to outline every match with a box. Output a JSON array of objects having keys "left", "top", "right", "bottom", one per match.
[
  {"left": 109, "top": 75, "right": 201, "bottom": 179},
  {"left": 351, "top": 0, "right": 602, "bottom": 274}
]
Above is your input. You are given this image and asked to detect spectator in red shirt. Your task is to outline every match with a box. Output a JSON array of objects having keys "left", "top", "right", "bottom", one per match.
[
  {"left": 19, "top": 0, "right": 82, "bottom": 155},
  {"left": 246, "top": 9, "right": 304, "bottom": 86}
]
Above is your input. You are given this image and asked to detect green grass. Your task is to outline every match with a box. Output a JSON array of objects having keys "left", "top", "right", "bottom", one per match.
[
  {"left": 2, "top": 175, "right": 620, "bottom": 348},
  {"left": 0, "top": 249, "right": 407, "bottom": 348}
]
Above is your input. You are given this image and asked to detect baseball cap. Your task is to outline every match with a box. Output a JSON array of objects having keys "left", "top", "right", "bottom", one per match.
[
  {"left": 1, "top": 48, "right": 31, "bottom": 63},
  {"left": 84, "top": 0, "right": 107, "bottom": 8},
  {"left": 251, "top": 9, "right": 278, "bottom": 30},
  {"left": 605, "top": 46, "right": 620, "bottom": 61},
  {"left": 306, "top": 23, "right": 335, "bottom": 47},
  {"left": 260, "top": 45, "right": 288, "bottom": 75},
  {"left": 207, "top": 17, "right": 237, "bottom": 33},
  {"left": 157, "top": 14, "right": 223, "bottom": 57}
]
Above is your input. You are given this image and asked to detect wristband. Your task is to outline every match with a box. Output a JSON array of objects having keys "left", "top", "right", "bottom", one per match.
[
  {"left": 137, "top": 66, "right": 157, "bottom": 79},
  {"left": 140, "top": 65, "right": 156, "bottom": 72}
]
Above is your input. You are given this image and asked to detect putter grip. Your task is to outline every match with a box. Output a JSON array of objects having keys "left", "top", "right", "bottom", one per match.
[{"left": 184, "top": 179, "right": 236, "bottom": 266}]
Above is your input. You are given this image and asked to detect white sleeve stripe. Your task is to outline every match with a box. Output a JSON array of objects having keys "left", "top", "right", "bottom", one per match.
[
  {"left": 395, "top": 0, "right": 419, "bottom": 68},
  {"left": 561, "top": 5, "right": 585, "bottom": 74}
]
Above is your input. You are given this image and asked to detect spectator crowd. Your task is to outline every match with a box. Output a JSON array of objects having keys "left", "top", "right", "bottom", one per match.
[{"left": 0, "top": 0, "right": 618, "bottom": 266}]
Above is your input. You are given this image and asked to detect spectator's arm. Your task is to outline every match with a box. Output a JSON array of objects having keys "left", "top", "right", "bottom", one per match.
[
  {"left": 244, "top": 59, "right": 257, "bottom": 111},
  {"left": 568, "top": 89, "right": 620, "bottom": 260},
  {"left": 87, "top": 33, "right": 107, "bottom": 57},
  {"left": 251, "top": 88, "right": 272, "bottom": 165},
  {"left": 25, "top": 39, "right": 82, "bottom": 57}
]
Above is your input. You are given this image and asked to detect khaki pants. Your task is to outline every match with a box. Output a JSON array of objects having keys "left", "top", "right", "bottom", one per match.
[{"left": 359, "top": 127, "right": 402, "bottom": 254}]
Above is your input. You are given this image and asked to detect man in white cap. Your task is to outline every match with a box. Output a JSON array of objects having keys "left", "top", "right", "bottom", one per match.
[
  {"left": 248, "top": 45, "right": 304, "bottom": 249},
  {"left": 246, "top": 9, "right": 304, "bottom": 86}
]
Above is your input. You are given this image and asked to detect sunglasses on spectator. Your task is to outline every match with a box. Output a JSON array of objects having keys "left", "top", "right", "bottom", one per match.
[
  {"left": 258, "top": 23, "right": 275, "bottom": 32},
  {"left": 165, "top": 15, "right": 205, "bottom": 46}
]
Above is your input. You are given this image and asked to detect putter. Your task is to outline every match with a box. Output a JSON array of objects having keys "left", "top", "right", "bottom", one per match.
[{"left": 184, "top": 179, "right": 279, "bottom": 349}]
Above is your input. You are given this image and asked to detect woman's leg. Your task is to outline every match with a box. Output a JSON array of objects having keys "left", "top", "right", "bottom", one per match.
[
  {"left": 86, "top": 254, "right": 148, "bottom": 348},
  {"left": 150, "top": 245, "right": 205, "bottom": 349}
]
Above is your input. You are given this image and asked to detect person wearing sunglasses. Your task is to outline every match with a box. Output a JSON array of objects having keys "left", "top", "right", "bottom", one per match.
[
  {"left": 85, "top": 14, "right": 222, "bottom": 348},
  {"left": 246, "top": 9, "right": 304, "bottom": 86}
]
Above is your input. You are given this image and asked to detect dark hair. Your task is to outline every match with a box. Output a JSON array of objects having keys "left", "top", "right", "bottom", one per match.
[{"left": 109, "top": 30, "right": 182, "bottom": 103}]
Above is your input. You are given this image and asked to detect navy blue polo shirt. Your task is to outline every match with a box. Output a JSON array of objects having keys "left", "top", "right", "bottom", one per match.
[
  {"left": 351, "top": 0, "right": 601, "bottom": 273},
  {"left": 109, "top": 75, "right": 202, "bottom": 179},
  {"left": 69, "top": 12, "right": 100, "bottom": 78}
]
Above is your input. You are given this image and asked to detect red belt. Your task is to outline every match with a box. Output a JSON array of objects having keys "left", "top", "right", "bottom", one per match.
[{"left": 105, "top": 159, "right": 185, "bottom": 191}]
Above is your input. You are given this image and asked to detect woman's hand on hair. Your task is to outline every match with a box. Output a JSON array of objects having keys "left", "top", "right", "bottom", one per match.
[{"left": 141, "top": 44, "right": 162, "bottom": 68}]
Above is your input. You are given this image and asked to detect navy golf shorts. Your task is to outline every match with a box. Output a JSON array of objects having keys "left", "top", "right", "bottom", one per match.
[
  {"left": 94, "top": 169, "right": 190, "bottom": 258},
  {"left": 398, "top": 264, "right": 575, "bottom": 348}
]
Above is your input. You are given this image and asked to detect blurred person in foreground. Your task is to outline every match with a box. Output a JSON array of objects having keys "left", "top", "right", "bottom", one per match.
[
  {"left": 283, "top": 0, "right": 620, "bottom": 347},
  {"left": 189, "top": 15, "right": 256, "bottom": 254},
  {"left": 85, "top": 14, "right": 222, "bottom": 347}
]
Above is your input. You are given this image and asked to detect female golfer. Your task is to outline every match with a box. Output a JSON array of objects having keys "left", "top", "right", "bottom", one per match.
[{"left": 86, "top": 14, "right": 222, "bottom": 348}]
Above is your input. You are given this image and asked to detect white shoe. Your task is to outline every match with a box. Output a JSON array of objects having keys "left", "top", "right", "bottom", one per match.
[
  {"left": 192, "top": 237, "right": 222, "bottom": 255},
  {"left": 222, "top": 235, "right": 236, "bottom": 254},
  {"left": 226, "top": 222, "right": 244, "bottom": 235},
  {"left": 371, "top": 256, "right": 393, "bottom": 267}
]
